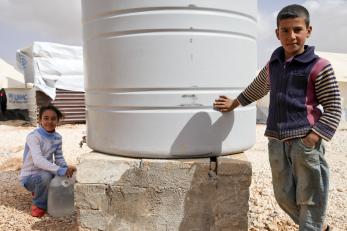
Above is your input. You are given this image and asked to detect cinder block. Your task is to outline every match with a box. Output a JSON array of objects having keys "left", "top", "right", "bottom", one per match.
[
  {"left": 217, "top": 153, "right": 252, "bottom": 177},
  {"left": 75, "top": 183, "right": 110, "bottom": 211},
  {"left": 76, "top": 152, "right": 142, "bottom": 184},
  {"left": 76, "top": 152, "right": 252, "bottom": 231},
  {"left": 79, "top": 209, "right": 113, "bottom": 231}
]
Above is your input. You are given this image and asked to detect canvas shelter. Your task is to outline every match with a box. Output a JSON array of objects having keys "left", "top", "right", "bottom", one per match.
[
  {"left": 256, "top": 51, "right": 347, "bottom": 123},
  {"left": 16, "top": 42, "right": 86, "bottom": 124},
  {"left": 0, "top": 58, "right": 36, "bottom": 121}
]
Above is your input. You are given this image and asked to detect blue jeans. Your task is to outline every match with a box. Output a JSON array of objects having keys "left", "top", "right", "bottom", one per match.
[
  {"left": 21, "top": 171, "right": 54, "bottom": 210},
  {"left": 268, "top": 138, "right": 329, "bottom": 231}
]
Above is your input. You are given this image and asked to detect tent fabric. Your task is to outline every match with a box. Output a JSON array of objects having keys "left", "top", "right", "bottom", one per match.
[
  {"left": 16, "top": 42, "right": 84, "bottom": 99},
  {"left": 0, "top": 58, "right": 26, "bottom": 88}
]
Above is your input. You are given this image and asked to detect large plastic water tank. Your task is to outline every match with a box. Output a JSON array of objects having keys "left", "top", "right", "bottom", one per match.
[{"left": 82, "top": 0, "right": 257, "bottom": 158}]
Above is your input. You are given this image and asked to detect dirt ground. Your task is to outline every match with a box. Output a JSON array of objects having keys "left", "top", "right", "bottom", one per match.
[{"left": 0, "top": 120, "right": 346, "bottom": 230}]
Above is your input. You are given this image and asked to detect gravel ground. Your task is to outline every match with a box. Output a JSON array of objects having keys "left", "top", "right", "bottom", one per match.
[
  {"left": 0, "top": 120, "right": 346, "bottom": 230},
  {"left": 0, "top": 121, "right": 91, "bottom": 231},
  {"left": 246, "top": 122, "right": 347, "bottom": 231}
]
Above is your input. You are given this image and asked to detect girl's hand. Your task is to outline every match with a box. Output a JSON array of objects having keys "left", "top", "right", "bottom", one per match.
[
  {"left": 213, "top": 96, "right": 240, "bottom": 112},
  {"left": 66, "top": 165, "right": 76, "bottom": 178}
]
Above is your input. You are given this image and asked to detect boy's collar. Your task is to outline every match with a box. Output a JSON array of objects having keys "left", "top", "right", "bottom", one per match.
[{"left": 270, "top": 45, "right": 318, "bottom": 64}]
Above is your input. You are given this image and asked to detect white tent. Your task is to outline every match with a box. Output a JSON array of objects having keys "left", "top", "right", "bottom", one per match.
[
  {"left": 256, "top": 51, "right": 347, "bottom": 123},
  {"left": 16, "top": 42, "right": 84, "bottom": 99},
  {"left": 0, "top": 58, "right": 26, "bottom": 88},
  {"left": 0, "top": 58, "right": 35, "bottom": 120},
  {"left": 16, "top": 42, "right": 86, "bottom": 124}
]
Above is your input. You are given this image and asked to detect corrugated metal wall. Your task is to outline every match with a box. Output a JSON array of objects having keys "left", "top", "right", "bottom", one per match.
[{"left": 36, "top": 89, "right": 85, "bottom": 124}]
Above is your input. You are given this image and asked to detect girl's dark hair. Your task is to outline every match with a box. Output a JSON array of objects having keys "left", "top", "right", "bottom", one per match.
[
  {"left": 39, "top": 104, "right": 64, "bottom": 121},
  {"left": 277, "top": 4, "right": 310, "bottom": 27}
]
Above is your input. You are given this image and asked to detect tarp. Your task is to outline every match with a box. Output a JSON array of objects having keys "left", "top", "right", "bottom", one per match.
[
  {"left": 0, "top": 58, "right": 26, "bottom": 88},
  {"left": 16, "top": 42, "right": 84, "bottom": 99},
  {"left": 0, "top": 59, "right": 34, "bottom": 121}
]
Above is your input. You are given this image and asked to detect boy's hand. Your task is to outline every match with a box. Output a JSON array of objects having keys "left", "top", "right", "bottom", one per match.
[
  {"left": 213, "top": 96, "right": 240, "bottom": 112},
  {"left": 301, "top": 131, "right": 320, "bottom": 148},
  {"left": 66, "top": 165, "right": 76, "bottom": 178}
]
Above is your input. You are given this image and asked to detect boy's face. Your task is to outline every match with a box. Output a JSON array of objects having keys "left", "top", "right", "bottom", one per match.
[{"left": 276, "top": 17, "right": 312, "bottom": 59}]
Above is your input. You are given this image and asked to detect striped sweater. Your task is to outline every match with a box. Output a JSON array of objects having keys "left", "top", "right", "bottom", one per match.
[
  {"left": 237, "top": 46, "right": 341, "bottom": 141},
  {"left": 19, "top": 127, "right": 68, "bottom": 181}
]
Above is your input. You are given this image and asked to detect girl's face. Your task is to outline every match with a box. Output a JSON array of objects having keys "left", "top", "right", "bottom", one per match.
[{"left": 39, "top": 109, "right": 59, "bottom": 132}]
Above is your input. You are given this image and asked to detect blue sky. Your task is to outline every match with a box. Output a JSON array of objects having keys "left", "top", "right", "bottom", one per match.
[{"left": 0, "top": 0, "right": 346, "bottom": 68}]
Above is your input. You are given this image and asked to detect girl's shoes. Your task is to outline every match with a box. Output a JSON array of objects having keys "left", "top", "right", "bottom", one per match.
[{"left": 31, "top": 205, "right": 45, "bottom": 217}]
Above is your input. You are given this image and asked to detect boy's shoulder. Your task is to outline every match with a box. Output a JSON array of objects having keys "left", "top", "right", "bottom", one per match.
[
  {"left": 314, "top": 56, "right": 330, "bottom": 65},
  {"left": 310, "top": 56, "right": 332, "bottom": 79}
]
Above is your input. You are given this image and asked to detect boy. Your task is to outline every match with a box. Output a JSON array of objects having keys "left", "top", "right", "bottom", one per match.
[{"left": 214, "top": 4, "right": 341, "bottom": 231}]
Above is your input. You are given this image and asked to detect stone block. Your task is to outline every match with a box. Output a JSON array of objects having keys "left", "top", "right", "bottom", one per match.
[
  {"left": 79, "top": 209, "right": 113, "bottom": 231},
  {"left": 76, "top": 152, "right": 252, "bottom": 231},
  {"left": 217, "top": 153, "right": 252, "bottom": 177},
  {"left": 76, "top": 152, "right": 141, "bottom": 184},
  {"left": 75, "top": 183, "right": 110, "bottom": 211}
]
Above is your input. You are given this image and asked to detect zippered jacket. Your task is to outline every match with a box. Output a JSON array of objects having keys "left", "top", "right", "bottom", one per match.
[{"left": 237, "top": 46, "right": 341, "bottom": 141}]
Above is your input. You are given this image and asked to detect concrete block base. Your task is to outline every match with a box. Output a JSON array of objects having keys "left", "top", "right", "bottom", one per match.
[{"left": 75, "top": 152, "right": 252, "bottom": 231}]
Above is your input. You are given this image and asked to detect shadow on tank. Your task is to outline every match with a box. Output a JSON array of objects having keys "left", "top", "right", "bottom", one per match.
[{"left": 170, "top": 111, "right": 234, "bottom": 157}]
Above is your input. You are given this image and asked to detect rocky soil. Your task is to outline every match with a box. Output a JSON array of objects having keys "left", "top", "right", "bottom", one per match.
[
  {"left": 246, "top": 122, "right": 347, "bottom": 231},
  {"left": 0, "top": 120, "right": 346, "bottom": 230}
]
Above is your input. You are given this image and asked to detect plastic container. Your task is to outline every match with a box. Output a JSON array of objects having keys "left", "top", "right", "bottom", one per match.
[
  {"left": 47, "top": 174, "right": 75, "bottom": 217},
  {"left": 82, "top": 1, "right": 257, "bottom": 158}
]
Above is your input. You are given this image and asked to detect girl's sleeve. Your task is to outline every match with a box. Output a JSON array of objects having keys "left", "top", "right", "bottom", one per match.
[
  {"left": 237, "top": 65, "right": 270, "bottom": 106},
  {"left": 27, "top": 134, "right": 66, "bottom": 175},
  {"left": 54, "top": 136, "right": 68, "bottom": 167}
]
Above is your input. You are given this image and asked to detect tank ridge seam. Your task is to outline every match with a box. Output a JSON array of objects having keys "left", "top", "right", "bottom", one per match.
[
  {"left": 85, "top": 28, "right": 256, "bottom": 41},
  {"left": 86, "top": 87, "right": 244, "bottom": 93},
  {"left": 83, "top": 6, "right": 257, "bottom": 23}
]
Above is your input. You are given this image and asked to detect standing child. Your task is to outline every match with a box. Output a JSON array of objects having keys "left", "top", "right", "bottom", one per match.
[
  {"left": 19, "top": 104, "right": 76, "bottom": 217},
  {"left": 214, "top": 4, "right": 341, "bottom": 231}
]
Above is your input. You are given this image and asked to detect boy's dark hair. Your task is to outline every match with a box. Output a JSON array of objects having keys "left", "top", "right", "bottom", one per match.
[
  {"left": 39, "top": 104, "right": 64, "bottom": 121},
  {"left": 277, "top": 4, "right": 310, "bottom": 27}
]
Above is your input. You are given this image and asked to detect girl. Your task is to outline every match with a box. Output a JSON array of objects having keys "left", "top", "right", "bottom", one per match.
[{"left": 19, "top": 104, "right": 76, "bottom": 217}]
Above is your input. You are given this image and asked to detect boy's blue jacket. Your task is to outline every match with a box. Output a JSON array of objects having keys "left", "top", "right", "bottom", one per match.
[{"left": 238, "top": 45, "right": 341, "bottom": 141}]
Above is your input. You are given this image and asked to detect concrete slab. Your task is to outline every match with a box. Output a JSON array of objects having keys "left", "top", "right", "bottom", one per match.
[{"left": 76, "top": 152, "right": 252, "bottom": 231}]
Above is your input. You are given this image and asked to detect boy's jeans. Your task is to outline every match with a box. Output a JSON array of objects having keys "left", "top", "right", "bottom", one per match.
[
  {"left": 21, "top": 171, "right": 54, "bottom": 210},
  {"left": 268, "top": 138, "right": 329, "bottom": 231}
]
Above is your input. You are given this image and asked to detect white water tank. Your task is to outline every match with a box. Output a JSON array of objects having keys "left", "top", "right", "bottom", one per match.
[{"left": 82, "top": 0, "right": 257, "bottom": 158}]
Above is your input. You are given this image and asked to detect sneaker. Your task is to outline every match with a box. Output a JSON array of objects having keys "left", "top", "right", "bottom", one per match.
[{"left": 31, "top": 205, "right": 45, "bottom": 217}]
